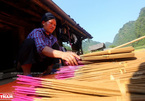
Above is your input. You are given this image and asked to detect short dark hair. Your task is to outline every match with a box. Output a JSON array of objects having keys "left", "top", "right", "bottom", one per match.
[
  {"left": 41, "top": 12, "right": 56, "bottom": 23},
  {"left": 41, "top": 12, "right": 56, "bottom": 27}
]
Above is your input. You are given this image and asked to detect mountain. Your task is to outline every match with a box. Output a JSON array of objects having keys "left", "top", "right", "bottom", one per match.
[
  {"left": 113, "top": 21, "right": 136, "bottom": 46},
  {"left": 112, "top": 7, "right": 145, "bottom": 47},
  {"left": 105, "top": 42, "right": 112, "bottom": 48},
  {"left": 133, "top": 7, "right": 145, "bottom": 46},
  {"left": 82, "top": 39, "right": 100, "bottom": 53},
  {"left": 82, "top": 39, "right": 113, "bottom": 53},
  {"left": 80, "top": 7, "right": 145, "bottom": 53}
]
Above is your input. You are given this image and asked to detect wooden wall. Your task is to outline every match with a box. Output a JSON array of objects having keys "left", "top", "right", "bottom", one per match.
[
  {"left": 0, "top": 0, "right": 85, "bottom": 71},
  {"left": 0, "top": 0, "right": 45, "bottom": 71}
]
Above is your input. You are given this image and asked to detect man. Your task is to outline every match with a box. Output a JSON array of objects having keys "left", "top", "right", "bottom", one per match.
[{"left": 18, "top": 12, "right": 80, "bottom": 76}]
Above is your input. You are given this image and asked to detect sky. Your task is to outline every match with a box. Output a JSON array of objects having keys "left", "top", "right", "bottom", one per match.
[{"left": 52, "top": 0, "right": 145, "bottom": 43}]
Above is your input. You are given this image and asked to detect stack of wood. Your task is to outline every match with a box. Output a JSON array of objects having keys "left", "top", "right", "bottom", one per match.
[{"left": 12, "top": 46, "right": 145, "bottom": 101}]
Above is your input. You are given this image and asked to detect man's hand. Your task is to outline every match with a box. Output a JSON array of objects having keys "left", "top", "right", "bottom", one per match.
[
  {"left": 61, "top": 52, "right": 80, "bottom": 66},
  {"left": 42, "top": 46, "right": 80, "bottom": 66}
]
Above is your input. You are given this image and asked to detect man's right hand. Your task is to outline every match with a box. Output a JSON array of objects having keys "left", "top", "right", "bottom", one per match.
[{"left": 61, "top": 52, "right": 80, "bottom": 66}]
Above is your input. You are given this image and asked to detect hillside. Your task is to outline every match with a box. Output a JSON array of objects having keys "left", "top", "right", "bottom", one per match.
[
  {"left": 105, "top": 42, "right": 112, "bottom": 48},
  {"left": 83, "top": 7, "right": 145, "bottom": 50},
  {"left": 113, "top": 7, "right": 145, "bottom": 47},
  {"left": 66, "top": 7, "right": 145, "bottom": 53},
  {"left": 113, "top": 21, "right": 136, "bottom": 46},
  {"left": 81, "top": 39, "right": 112, "bottom": 53},
  {"left": 133, "top": 7, "right": 145, "bottom": 46},
  {"left": 82, "top": 39, "right": 100, "bottom": 53}
]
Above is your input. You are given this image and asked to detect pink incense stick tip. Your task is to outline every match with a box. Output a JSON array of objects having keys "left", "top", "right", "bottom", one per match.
[
  {"left": 17, "top": 74, "right": 42, "bottom": 80},
  {"left": 13, "top": 86, "right": 36, "bottom": 95},
  {"left": 12, "top": 96, "right": 34, "bottom": 101}
]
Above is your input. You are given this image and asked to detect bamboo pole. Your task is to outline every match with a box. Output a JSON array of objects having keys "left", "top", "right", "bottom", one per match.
[
  {"left": 81, "top": 35, "right": 145, "bottom": 58},
  {"left": 113, "top": 35, "right": 145, "bottom": 49}
]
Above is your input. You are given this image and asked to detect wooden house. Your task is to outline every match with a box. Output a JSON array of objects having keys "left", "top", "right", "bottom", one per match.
[
  {"left": 88, "top": 43, "right": 106, "bottom": 52},
  {"left": 0, "top": 0, "right": 92, "bottom": 71}
]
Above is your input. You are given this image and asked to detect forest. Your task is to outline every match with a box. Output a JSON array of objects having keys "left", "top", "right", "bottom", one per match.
[{"left": 113, "top": 7, "right": 145, "bottom": 47}]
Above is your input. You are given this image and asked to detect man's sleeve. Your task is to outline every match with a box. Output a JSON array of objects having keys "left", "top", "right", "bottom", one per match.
[{"left": 33, "top": 30, "right": 46, "bottom": 54}]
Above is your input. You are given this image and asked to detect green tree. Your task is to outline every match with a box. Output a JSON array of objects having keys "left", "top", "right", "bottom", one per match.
[
  {"left": 133, "top": 7, "right": 145, "bottom": 47},
  {"left": 113, "top": 21, "right": 136, "bottom": 46}
]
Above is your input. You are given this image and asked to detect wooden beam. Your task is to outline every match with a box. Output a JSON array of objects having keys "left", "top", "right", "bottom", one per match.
[
  {"left": 31, "top": 0, "right": 62, "bottom": 20},
  {"left": 0, "top": 0, "right": 41, "bottom": 18},
  {"left": 32, "top": 0, "right": 92, "bottom": 38},
  {"left": 0, "top": 13, "right": 33, "bottom": 28}
]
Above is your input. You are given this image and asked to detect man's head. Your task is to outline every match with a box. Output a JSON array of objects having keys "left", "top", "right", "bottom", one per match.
[{"left": 41, "top": 12, "right": 56, "bottom": 35}]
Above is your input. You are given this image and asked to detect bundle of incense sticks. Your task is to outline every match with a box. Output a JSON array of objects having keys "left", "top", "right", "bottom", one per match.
[
  {"left": 81, "top": 46, "right": 134, "bottom": 57},
  {"left": 73, "top": 58, "right": 145, "bottom": 82},
  {"left": 12, "top": 94, "right": 128, "bottom": 101},
  {"left": 16, "top": 75, "right": 121, "bottom": 96},
  {"left": 55, "top": 65, "right": 81, "bottom": 79},
  {"left": 80, "top": 46, "right": 135, "bottom": 61},
  {"left": 13, "top": 74, "right": 123, "bottom": 101},
  {"left": 12, "top": 49, "right": 145, "bottom": 101},
  {"left": 13, "top": 74, "right": 145, "bottom": 101}
]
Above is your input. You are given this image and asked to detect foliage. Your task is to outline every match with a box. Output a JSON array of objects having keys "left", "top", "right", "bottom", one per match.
[
  {"left": 113, "top": 21, "right": 137, "bottom": 46},
  {"left": 105, "top": 42, "right": 112, "bottom": 48},
  {"left": 63, "top": 43, "right": 72, "bottom": 51},
  {"left": 82, "top": 40, "right": 113, "bottom": 53},
  {"left": 112, "top": 7, "right": 145, "bottom": 48},
  {"left": 82, "top": 39, "right": 100, "bottom": 53},
  {"left": 63, "top": 39, "right": 100, "bottom": 53},
  {"left": 134, "top": 44, "right": 145, "bottom": 50},
  {"left": 109, "top": 45, "right": 116, "bottom": 48},
  {"left": 132, "top": 7, "right": 145, "bottom": 47},
  {"left": 64, "top": 7, "right": 145, "bottom": 53}
]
